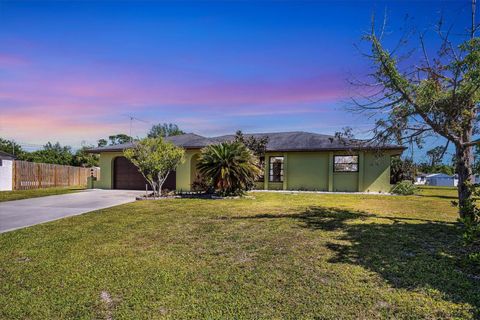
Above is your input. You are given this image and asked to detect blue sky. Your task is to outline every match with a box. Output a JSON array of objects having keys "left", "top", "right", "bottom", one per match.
[{"left": 0, "top": 0, "right": 473, "bottom": 162}]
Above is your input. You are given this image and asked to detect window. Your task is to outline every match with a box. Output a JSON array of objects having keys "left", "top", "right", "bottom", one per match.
[
  {"left": 269, "top": 156, "right": 284, "bottom": 182},
  {"left": 257, "top": 156, "right": 265, "bottom": 182},
  {"left": 0, "top": 159, "right": 2, "bottom": 166},
  {"left": 334, "top": 155, "right": 359, "bottom": 172}
]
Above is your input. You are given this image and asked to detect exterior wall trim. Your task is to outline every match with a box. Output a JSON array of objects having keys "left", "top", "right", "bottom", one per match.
[{"left": 328, "top": 152, "right": 333, "bottom": 192}]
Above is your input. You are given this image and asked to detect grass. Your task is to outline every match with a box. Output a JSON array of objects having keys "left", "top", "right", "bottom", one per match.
[
  {"left": 0, "top": 187, "right": 479, "bottom": 319},
  {"left": 0, "top": 186, "right": 85, "bottom": 202}
]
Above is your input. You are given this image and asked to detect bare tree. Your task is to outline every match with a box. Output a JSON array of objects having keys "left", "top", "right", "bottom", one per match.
[{"left": 352, "top": 5, "right": 480, "bottom": 220}]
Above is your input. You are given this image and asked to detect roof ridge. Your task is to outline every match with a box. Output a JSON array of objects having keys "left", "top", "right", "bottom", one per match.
[{"left": 210, "top": 131, "right": 335, "bottom": 138}]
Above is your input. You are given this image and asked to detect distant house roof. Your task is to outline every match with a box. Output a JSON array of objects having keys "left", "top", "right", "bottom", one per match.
[
  {"left": 86, "top": 131, "right": 406, "bottom": 153},
  {"left": 426, "top": 173, "right": 453, "bottom": 178},
  {"left": 0, "top": 151, "right": 16, "bottom": 160}
]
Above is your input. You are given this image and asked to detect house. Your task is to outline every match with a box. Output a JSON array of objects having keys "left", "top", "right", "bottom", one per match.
[
  {"left": 475, "top": 174, "right": 480, "bottom": 185},
  {"left": 414, "top": 173, "right": 428, "bottom": 185},
  {"left": 425, "top": 173, "right": 458, "bottom": 187},
  {"left": 0, "top": 151, "right": 16, "bottom": 191},
  {"left": 87, "top": 131, "right": 405, "bottom": 193}
]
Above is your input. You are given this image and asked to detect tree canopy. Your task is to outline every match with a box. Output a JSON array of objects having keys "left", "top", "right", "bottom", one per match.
[
  {"left": 0, "top": 138, "right": 24, "bottom": 158},
  {"left": 73, "top": 146, "right": 99, "bottom": 167},
  {"left": 147, "top": 123, "right": 185, "bottom": 138},
  {"left": 354, "top": 17, "right": 480, "bottom": 219},
  {"left": 108, "top": 134, "right": 132, "bottom": 145},
  {"left": 124, "top": 137, "right": 185, "bottom": 196},
  {"left": 234, "top": 130, "right": 269, "bottom": 157},
  {"left": 390, "top": 157, "right": 415, "bottom": 184},
  {"left": 22, "top": 142, "right": 74, "bottom": 166}
]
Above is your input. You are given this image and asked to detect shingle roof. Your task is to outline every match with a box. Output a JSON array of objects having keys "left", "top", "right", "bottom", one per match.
[
  {"left": 86, "top": 133, "right": 216, "bottom": 153},
  {"left": 0, "top": 151, "right": 16, "bottom": 160},
  {"left": 86, "top": 131, "right": 405, "bottom": 153}
]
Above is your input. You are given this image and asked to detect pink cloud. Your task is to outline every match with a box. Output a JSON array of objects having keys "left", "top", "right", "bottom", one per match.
[
  {"left": 1, "top": 52, "right": 347, "bottom": 104},
  {"left": 0, "top": 112, "right": 130, "bottom": 146},
  {"left": 0, "top": 55, "right": 350, "bottom": 145}
]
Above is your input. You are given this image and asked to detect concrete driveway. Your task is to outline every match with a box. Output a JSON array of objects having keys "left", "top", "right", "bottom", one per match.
[{"left": 0, "top": 189, "right": 145, "bottom": 233}]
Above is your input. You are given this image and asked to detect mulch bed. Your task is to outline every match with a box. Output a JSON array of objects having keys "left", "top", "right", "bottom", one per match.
[{"left": 135, "top": 192, "right": 254, "bottom": 200}]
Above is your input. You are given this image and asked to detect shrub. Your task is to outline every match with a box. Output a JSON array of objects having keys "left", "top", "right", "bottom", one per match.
[
  {"left": 191, "top": 173, "right": 213, "bottom": 193},
  {"left": 457, "top": 185, "right": 480, "bottom": 247},
  {"left": 197, "top": 141, "right": 262, "bottom": 196},
  {"left": 391, "top": 180, "right": 417, "bottom": 195},
  {"left": 462, "top": 217, "right": 480, "bottom": 244}
]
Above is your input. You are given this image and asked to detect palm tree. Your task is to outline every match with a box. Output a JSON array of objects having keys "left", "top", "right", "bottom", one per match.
[{"left": 197, "top": 141, "right": 262, "bottom": 195}]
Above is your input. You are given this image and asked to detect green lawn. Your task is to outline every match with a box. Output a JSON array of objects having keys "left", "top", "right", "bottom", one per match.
[
  {"left": 0, "top": 186, "right": 85, "bottom": 202},
  {"left": 1, "top": 187, "right": 479, "bottom": 319}
]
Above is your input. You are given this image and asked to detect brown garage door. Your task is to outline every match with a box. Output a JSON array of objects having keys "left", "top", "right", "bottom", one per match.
[{"left": 113, "top": 156, "right": 176, "bottom": 190}]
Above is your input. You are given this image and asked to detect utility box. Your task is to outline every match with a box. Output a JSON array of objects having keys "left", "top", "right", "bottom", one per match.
[{"left": 87, "top": 176, "right": 97, "bottom": 189}]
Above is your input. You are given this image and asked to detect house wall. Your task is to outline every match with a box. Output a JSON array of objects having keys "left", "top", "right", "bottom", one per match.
[
  {"left": 94, "top": 149, "right": 397, "bottom": 193},
  {"left": 175, "top": 149, "right": 200, "bottom": 192},
  {"left": 331, "top": 150, "right": 359, "bottom": 192},
  {"left": 427, "top": 176, "right": 457, "bottom": 187},
  {"left": 285, "top": 152, "right": 329, "bottom": 191},
  {"left": 361, "top": 151, "right": 395, "bottom": 193},
  {"left": 0, "top": 159, "right": 13, "bottom": 191},
  {"left": 94, "top": 151, "right": 123, "bottom": 189},
  {"left": 333, "top": 172, "right": 359, "bottom": 192},
  {"left": 262, "top": 150, "right": 395, "bottom": 193},
  {"left": 94, "top": 149, "right": 199, "bottom": 190}
]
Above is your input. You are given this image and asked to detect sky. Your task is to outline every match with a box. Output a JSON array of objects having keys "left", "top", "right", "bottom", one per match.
[{"left": 0, "top": 0, "right": 474, "bottom": 161}]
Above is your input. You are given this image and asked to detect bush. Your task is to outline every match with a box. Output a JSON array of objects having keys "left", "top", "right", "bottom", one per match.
[
  {"left": 462, "top": 218, "right": 480, "bottom": 244},
  {"left": 391, "top": 180, "right": 417, "bottom": 195},
  {"left": 457, "top": 185, "right": 480, "bottom": 246},
  {"left": 191, "top": 174, "right": 213, "bottom": 193},
  {"left": 197, "top": 141, "right": 262, "bottom": 196}
]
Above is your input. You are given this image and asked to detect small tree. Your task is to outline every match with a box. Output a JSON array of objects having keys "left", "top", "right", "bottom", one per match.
[
  {"left": 73, "top": 145, "right": 99, "bottom": 167},
  {"left": 197, "top": 141, "right": 262, "bottom": 196},
  {"left": 390, "top": 157, "right": 415, "bottom": 184},
  {"left": 353, "top": 11, "right": 480, "bottom": 220},
  {"left": 124, "top": 137, "right": 184, "bottom": 197},
  {"left": 97, "top": 139, "right": 108, "bottom": 147},
  {"left": 234, "top": 130, "right": 269, "bottom": 157}
]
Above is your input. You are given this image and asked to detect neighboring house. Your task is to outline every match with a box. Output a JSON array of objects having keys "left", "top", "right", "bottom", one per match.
[
  {"left": 415, "top": 173, "right": 428, "bottom": 185},
  {"left": 0, "top": 151, "right": 16, "bottom": 191},
  {"left": 475, "top": 174, "right": 480, "bottom": 184},
  {"left": 425, "top": 173, "right": 458, "bottom": 187},
  {"left": 87, "top": 131, "right": 405, "bottom": 193}
]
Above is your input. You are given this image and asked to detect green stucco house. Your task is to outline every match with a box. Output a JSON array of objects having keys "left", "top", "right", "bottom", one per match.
[{"left": 87, "top": 131, "right": 405, "bottom": 193}]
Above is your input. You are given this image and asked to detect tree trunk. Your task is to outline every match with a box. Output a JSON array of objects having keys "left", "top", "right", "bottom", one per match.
[
  {"left": 456, "top": 144, "right": 475, "bottom": 219},
  {"left": 157, "top": 171, "right": 170, "bottom": 197},
  {"left": 151, "top": 182, "right": 157, "bottom": 200}
]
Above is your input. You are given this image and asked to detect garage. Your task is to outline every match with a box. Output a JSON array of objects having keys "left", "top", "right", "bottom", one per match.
[{"left": 113, "top": 156, "right": 176, "bottom": 190}]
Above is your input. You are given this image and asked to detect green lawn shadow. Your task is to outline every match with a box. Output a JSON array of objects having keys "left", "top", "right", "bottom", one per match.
[{"left": 232, "top": 206, "right": 480, "bottom": 316}]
